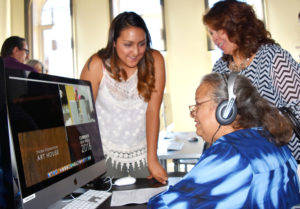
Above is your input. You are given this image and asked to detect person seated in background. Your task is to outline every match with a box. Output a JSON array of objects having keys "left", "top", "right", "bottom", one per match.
[
  {"left": 0, "top": 36, "right": 37, "bottom": 72},
  {"left": 26, "top": 59, "right": 45, "bottom": 74},
  {"left": 148, "top": 72, "right": 300, "bottom": 209}
]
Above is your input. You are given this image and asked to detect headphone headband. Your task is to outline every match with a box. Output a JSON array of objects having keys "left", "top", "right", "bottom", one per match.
[
  {"left": 215, "top": 72, "right": 238, "bottom": 125},
  {"left": 222, "top": 72, "right": 238, "bottom": 119}
]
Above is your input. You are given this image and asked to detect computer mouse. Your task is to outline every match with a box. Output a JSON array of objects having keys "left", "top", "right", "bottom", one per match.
[
  {"left": 114, "top": 176, "right": 136, "bottom": 186},
  {"left": 188, "top": 137, "right": 198, "bottom": 142}
]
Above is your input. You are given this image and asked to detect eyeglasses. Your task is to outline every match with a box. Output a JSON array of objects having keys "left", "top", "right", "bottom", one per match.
[
  {"left": 22, "top": 48, "right": 29, "bottom": 55},
  {"left": 189, "top": 99, "right": 212, "bottom": 117}
]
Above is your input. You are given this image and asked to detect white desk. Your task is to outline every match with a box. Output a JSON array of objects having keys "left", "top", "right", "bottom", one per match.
[{"left": 157, "top": 131, "right": 204, "bottom": 172}]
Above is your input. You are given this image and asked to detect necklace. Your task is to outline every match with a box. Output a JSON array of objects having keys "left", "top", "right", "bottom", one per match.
[{"left": 229, "top": 58, "right": 250, "bottom": 72}]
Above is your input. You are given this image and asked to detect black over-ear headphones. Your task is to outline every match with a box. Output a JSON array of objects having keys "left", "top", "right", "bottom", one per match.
[{"left": 215, "top": 72, "right": 238, "bottom": 125}]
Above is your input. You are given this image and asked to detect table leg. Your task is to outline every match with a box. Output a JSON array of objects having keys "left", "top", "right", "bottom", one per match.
[
  {"left": 160, "top": 159, "right": 167, "bottom": 171},
  {"left": 173, "top": 159, "right": 179, "bottom": 172}
]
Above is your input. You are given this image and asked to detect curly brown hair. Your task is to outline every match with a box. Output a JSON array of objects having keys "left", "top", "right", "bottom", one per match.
[
  {"left": 203, "top": 0, "right": 276, "bottom": 62},
  {"left": 202, "top": 72, "right": 292, "bottom": 146},
  {"left": 96, "top": 12, "right": 155, "bottom": 102}
]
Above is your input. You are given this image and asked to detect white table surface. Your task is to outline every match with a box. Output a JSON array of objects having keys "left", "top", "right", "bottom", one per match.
[{"left": 157, "top": 131, "right": 204, "bottom": 160}]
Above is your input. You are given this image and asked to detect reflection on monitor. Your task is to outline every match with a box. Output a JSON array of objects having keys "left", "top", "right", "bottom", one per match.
[{"left": 5, "top": 68, "right": 106, "bottom": 209}]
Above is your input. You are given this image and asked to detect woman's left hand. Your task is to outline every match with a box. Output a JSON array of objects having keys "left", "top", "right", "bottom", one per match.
[{"left": 147, "top": 159, "right": 168, "bottom": 184}]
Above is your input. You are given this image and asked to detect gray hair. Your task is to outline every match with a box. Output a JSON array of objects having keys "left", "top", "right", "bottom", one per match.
[
  {"left": 26, "top": 59, "right": 44, "bottom": 73},
  {"left": 200, "top": 72, "right": 292, "bottom": 146}
]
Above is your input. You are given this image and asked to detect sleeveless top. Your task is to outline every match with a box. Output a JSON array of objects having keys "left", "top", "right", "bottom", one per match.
[
  {"left": 95, "top": 67, "right": 148, "bottom": 169},
  {"left": 212, "top": 44, "right": 300, "bottom": 161}
]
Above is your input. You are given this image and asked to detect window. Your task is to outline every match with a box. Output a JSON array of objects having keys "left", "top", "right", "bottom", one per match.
[
  {"left": 110, "top": 0, "right": 166, "bottom": 51},
  {"left": 26, "top": 0, "right": 75, "bottom": 78}
]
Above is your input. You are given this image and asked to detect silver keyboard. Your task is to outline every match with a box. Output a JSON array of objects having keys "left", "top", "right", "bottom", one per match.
[
  {"left": 62, "top": 189, "right": 111, "bottom": 209},
  {"left": 167, "top": 141, "right": 184, "bottom": 151}
]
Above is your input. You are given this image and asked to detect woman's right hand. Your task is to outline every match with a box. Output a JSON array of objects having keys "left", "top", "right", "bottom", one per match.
[{"left": 147, "top": 158, "right": 168, "bottom": 184}]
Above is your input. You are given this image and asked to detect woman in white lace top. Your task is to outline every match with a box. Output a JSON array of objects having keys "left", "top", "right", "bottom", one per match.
[{"left": 80, "top": 12, "right": 167, "bottom": 184}]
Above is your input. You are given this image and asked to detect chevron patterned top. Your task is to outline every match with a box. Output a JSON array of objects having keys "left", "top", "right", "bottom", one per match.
[{"left": 212, "top": 44, "right": 300, "bottom": 160}]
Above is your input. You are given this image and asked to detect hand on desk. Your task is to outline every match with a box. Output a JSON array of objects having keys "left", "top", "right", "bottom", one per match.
[{"left": 147, "top": 160, "right": 168, "bottom": 184}]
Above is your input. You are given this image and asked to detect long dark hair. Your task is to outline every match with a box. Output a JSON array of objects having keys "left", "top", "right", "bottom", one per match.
[
  {"left": 203, "top": 0, "right": 276, "bottom": 62},
  {"left": 96, "top": 12, "right": 155, "bottom": 102},
  {"left": 1, "top": 36, "right": 25, "bottom": 57},
  {"left": 202, "top": 73, "right": 292, "bottom": 146}
]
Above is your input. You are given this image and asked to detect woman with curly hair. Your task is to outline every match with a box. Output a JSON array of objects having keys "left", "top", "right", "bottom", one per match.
[
  {"left": 80, "top": 12, "right": 167, "bottom": 184},
  {"left": 203, "top": 0, "right": 300, "bottom": 162},
  {"left": 148, "top": 72, "right": 300, "bottom": 208}
]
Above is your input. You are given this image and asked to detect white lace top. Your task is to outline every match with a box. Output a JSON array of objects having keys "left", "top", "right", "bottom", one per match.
[{"left": 95, "top": 67, "right": 148, "bottom": 169}]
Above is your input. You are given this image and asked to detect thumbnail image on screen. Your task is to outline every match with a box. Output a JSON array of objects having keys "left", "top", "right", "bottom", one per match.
[{"left": 60, "top": 84, "right": 95, "bottom": 126}]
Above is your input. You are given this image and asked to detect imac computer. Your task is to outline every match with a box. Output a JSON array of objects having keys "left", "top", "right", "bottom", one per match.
[
  {"left": 3, "top": 63, "right": 106, "bottom": 208},
  {"left": 0, "top": 57, "right": 14, "bottom": 209}
]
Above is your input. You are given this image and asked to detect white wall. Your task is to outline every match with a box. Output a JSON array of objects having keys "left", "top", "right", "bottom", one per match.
[
  {"left": 163, "top": 0, "right": 213, "bottom": 131},
  {"left": 73, "top": 0, "right": 111, "bottom": 76},
  {"left": 266, "top": 0, "right": 300, "bottom": 179},
  {"left": 0, "top": 0, "right": 25, "bottom": 45},
  {"left": 0, "top": 0, "right": 11, "bottom": 45},
  {"left": 265, "top": 0, "right": 300, "bottom": 62}
]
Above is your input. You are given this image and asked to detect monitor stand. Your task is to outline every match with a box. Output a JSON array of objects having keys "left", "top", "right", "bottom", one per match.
[{"left": 85, "top": 175, "right": 111, "bottom": 191}]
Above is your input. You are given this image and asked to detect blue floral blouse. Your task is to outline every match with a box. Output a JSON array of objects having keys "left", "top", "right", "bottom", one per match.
[{"left": 148, "top": 128, "right": 300, "bottom": 209}]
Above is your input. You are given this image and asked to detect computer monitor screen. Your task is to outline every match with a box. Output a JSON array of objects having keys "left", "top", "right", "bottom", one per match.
[{"left": 5, "top": 68, "right": 106, "bottom": 209}]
